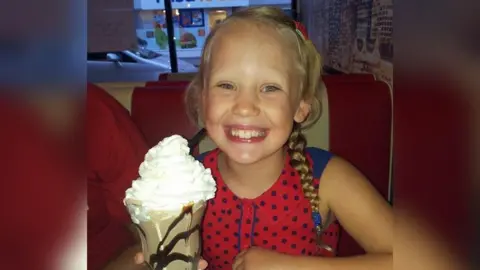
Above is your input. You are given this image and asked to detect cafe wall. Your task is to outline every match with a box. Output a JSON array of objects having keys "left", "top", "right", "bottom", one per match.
[{"left": 301, "top": 0, "right": 393, "bottom": 84}]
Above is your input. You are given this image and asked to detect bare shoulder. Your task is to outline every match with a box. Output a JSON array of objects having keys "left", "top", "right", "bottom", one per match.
[
  {"left": 324, "top": 156, "right": 358, "bottom": 176},
  {"left": 318, "top": 156, "right": 393, "bottom": 253},
  {"left": 318, "top": 156, "right": 368, "bottom": 194}
]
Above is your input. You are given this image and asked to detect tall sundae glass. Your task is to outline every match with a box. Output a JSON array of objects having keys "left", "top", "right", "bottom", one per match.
[{"left": 124, "top": 135, "right": 216, "bottom": 270}]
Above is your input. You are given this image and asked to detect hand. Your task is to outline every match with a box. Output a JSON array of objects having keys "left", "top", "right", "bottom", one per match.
[
  {"left": 134, "top": 252, "right": 208, "bottom": 270},
  {"left": 103, "top": 245, "right": 147, "bottom": 270},
  {"left": 232, "top": 247, "right": 292, "bottom": 270}
]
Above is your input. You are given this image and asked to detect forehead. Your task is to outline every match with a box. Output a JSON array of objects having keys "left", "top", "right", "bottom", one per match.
[{"left": 209, "top": 21, "right": 298, "bottom": 73}]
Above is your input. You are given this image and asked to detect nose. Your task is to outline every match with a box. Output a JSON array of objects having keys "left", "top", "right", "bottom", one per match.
[{"left": 232, "top": 89, "right": 260, "bottom": 117}]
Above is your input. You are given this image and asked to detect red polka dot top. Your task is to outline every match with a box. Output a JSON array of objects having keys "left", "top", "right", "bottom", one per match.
[{"left": 198, "top": 148, "right": 340, "bottom": 270}]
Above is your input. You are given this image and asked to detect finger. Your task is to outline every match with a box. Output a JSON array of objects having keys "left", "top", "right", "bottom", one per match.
[
  {"left": 134, "top": 252, "right": 144, "bottom": 264},
  {"left": 232, "top": 252, "right": 245, "bottom": 270},
  {"left": 198, "top": 259, "right": 208, "bottom": 270},
  {"left": 232, "top": 260, "right": 245, "bottom": 270},
  {"left": 236, "top": 249, "right": 247, "bottom": 259}
]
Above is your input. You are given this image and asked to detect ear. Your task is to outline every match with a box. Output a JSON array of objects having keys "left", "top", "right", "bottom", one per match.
[{"left": 293, "top": 100, "right": 311, "bottom": 123}]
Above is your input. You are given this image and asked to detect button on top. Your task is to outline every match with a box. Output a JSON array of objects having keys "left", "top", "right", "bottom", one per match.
[{"left": 242, "top": 200, "right": 254, "bottom": 214}]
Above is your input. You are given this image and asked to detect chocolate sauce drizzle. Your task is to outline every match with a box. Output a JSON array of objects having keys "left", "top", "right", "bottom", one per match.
[{"left": 140, "top": 205, "right": 201, "bottom": 270}]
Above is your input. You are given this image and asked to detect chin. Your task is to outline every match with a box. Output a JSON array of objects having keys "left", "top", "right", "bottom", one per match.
[
  {"left": 227, "top": 152, "right": 263, "bottom": 165},
  {"left": 221, "top": 141, "right": 286, "bottom": 167},
  {"left": 217, "top": 144, "right": 263, "bottom": 165}
]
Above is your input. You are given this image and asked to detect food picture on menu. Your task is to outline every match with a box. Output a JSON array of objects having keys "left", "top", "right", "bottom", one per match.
[
  {"left": 180, "top": 32, "right": 197, "bottom": 49},
  {"left": 181, "top": 11, "right": 192, "bottom": 26},
  {"left": 191, "top": 10, "right": 204, "bottom": 26}
]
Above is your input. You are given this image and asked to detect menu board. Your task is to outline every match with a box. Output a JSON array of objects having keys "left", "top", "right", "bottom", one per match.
[
  {"left": 136, "top": 9, "right": 208, "bottom": 54},
  {"left": 180, "top": 9, "right": 205, "bottom": 27}
]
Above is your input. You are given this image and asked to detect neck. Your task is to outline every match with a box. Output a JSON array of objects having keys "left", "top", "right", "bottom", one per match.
[{"left": 220, "top": 148, "right": 286, "bottom": 186}]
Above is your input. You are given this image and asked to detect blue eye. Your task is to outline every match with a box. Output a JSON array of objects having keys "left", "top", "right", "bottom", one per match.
[
  {"left": 262, "top": 85, "right": 281, "bottom": 92},
  {"left": 217, "top": 83, "right": 235, "bottom": 90}
]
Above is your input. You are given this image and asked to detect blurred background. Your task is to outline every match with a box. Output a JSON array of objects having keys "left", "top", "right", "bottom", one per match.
[
  {"left": 88, "top": 0, "right": 393, "bottom": 83},
  {"left": 88, "top": 0, "right": 297, "bottom": 82}
]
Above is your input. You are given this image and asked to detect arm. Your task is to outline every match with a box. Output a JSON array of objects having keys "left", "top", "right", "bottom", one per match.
[
  {"left": 394, "top": 211, "right": 467, "bottom": 270},
  {"left": 298, "top": 156, "right": 393, "bottom": 270},
  {"left": 102, "top": 244, "right": 144, "bottom": 270},
  {"left": 292, "top": 211, "right": 466, "bottom": 270},
  {"left": 289, "top": 253, "right": 390, "bottom": 270}
]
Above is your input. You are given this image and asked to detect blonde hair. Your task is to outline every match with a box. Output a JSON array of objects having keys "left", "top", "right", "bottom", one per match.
[{"left": 185, "top": 6, "right": 325, "bottom": 222}]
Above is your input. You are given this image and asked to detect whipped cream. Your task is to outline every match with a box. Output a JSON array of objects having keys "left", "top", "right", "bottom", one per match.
[{"left": 124, "top": 135, "right": 216, "bottom": 224}]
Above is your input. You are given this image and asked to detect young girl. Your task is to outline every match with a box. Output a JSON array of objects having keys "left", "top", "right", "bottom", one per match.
[{"left": 137, "top": 6, "right": 392, "bottom": 270}]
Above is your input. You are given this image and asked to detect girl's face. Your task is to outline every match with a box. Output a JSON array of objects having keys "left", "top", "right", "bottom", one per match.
[{"left": 202, "top": 22, "right": 310, "bottom": 165}]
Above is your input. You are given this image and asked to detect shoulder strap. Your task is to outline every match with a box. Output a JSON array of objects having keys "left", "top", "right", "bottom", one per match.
[
  {"left": 305, "top": 147, "right": 333, "bottom": 179},
  {"left": 196, "top": 151, "right": 210, "bottom": 162}
]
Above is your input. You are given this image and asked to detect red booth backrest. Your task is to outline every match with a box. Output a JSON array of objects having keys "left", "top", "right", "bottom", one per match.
[
  {"left": 325, "top": 80, "right": 392, "bottom": 257},
  {"left": 130, "top": 86, "right": 198, "bottom": 152},
  {"left": 145, "top": 81, "right": 190, "bottom": 88}
]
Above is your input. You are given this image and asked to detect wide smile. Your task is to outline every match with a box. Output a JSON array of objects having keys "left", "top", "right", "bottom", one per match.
[{"left": 224, "top": 125, "right": 269, "bottom": 143}]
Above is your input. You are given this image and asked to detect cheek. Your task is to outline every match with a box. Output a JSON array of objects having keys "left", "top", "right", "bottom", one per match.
[
  {"left": 263, "top": 98, "right": 296, "bottom": 122},
  {"left": 203, "top": 95, "right": 229, "bottom": 124}
]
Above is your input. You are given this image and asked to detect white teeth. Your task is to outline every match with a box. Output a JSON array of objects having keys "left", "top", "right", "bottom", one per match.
[{"left": 231, "top": 129, "right": 265, "bottom": 139}]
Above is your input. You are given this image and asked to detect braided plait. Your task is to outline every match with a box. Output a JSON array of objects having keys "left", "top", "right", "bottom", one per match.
[
  {"left": 288, "top": 125, "right": 334, "bottom": 253},
  {"left": 287, "top": 123, "right": 320, "bottom": 213}
]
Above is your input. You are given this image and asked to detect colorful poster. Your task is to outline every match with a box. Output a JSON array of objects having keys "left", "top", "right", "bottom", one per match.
[
  {"left": 180, "top": 9, "right": 205, "bottom": 27},
  {"left": 136, "top": 9, "right": 208, "bottom": 55},
  {"left": 153, "top": 12, "right": 169, "bottom": 49},
  {"left": 191, "top": 10, "right": 204, "bottom": 26}
]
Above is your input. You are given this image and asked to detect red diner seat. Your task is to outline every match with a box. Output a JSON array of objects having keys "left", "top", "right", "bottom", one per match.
[
  {"left": 145, "top": 80, "right": 190, "bottom": 88},
  {"left": 325, "top": 80, "right": 392, "bottom": 257},
  {"left": 130, "top": 86, "right": 198, "bottom": 153}
]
